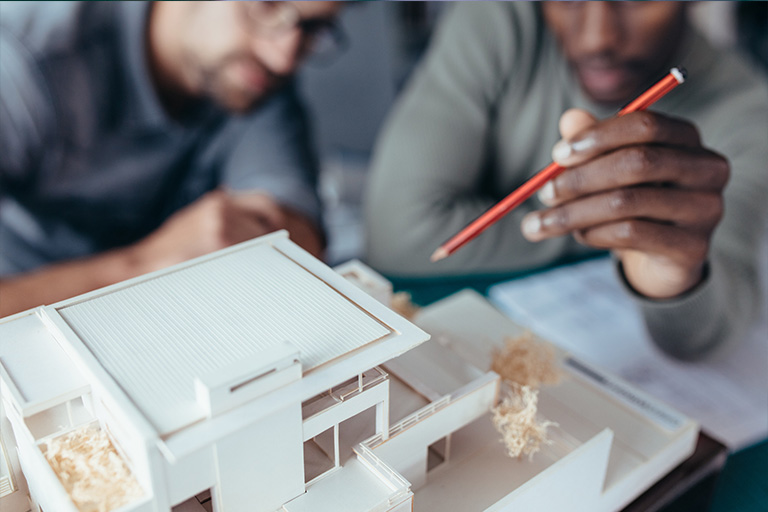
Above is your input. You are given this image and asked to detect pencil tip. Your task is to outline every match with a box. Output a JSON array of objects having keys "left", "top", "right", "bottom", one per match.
[{"left": 430, "top": 248, "right": 448, "bottom": 262}]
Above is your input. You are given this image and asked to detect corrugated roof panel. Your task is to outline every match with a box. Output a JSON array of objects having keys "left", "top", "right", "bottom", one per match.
[{"left": 58, "top": 243, "right": 392, "bottom": 435}]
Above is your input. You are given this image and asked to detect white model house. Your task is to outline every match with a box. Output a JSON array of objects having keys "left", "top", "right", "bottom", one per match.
[{"left": 0, "top": 231, "right": 697, "bottom": 512}]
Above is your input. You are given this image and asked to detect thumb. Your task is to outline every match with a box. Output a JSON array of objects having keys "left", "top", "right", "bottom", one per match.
[
  {"left": 559, "top": 108, "right": 598, "bottom": 140},
  {"left": 552, "top": 108, "right": 600, "bottom": 165}
]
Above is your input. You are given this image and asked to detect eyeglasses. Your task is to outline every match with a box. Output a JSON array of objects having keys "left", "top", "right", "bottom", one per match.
[{"left": 243, "top": 2, "right": 348, "bottom": 65}]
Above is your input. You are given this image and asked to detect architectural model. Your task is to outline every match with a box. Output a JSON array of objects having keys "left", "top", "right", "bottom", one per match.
[{"left": 0, "top": 231, "right": 698, "bottom": 512}]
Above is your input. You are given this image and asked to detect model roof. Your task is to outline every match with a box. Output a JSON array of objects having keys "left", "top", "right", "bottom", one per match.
[{"left": 49, "top": 233, "right": 418, "bottom": 435}]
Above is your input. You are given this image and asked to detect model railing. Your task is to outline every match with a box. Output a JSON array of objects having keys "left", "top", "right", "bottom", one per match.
[
  {"left": 364, "top": 372, "right": 498, "bottom": 448},
  {"left": 302, "top": 366, "right": 388, "bottom": 420},
  {"left": 353, "top": 442, "right": 412, "bottom": 508},
  {"left": 390, "top": 395, "right": 452, "bottom": 438}
]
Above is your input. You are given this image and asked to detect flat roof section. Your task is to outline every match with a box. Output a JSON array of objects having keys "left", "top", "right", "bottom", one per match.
[{"left": 57, "top": 242, "right": 393, "bottom": 435}]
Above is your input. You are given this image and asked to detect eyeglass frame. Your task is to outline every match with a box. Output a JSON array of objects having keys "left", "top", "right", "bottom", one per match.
[{"left": 241, "top": 1, "right": 349, "bottom": 65}]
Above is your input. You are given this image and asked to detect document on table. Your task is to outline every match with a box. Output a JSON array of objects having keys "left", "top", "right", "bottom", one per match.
[{"left": 488, "top": 256, "right": 768, "bottom": 450}]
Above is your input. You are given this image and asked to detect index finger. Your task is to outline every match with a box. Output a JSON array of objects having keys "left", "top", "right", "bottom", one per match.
[{"left": 552, "top": 111, "right": 701, "bottom": 167}]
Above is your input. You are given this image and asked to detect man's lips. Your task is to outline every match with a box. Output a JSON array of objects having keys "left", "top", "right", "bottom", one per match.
[{"left": 576, "top": 64, "right": 635, "bottom": 99}]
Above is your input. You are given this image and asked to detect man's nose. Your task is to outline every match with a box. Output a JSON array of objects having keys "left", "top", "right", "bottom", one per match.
[
  {"left": 255, "top": 29, "right": 305, "bottom": 76},
  {"left": 578, "top": 2, "right": 622, "bottom": 57}
]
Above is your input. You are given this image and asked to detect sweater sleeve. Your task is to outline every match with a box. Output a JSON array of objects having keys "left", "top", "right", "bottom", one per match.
[
  {"left": 364, "top": 3, "right": 549, "bottom": 276},
  {"left": 0, "top": 29, "right": 55, "bottom": 193},
  {"left": 627, "top": 45, "right": 768, "bottom": 359}
]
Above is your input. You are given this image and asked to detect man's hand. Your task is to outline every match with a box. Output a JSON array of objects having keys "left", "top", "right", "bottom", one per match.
[
  {"left": 521, "top": 109, "right": 730, "bottom": 299},
  {"left": 0, "top": 189, "right": 324, "bottom": 318},
  {"left": 131, "top": 189, "right": 286, "bottom": 273}
]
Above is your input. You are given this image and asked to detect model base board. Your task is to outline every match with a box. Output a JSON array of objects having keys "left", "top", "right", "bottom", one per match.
[{"left": 0, "top": 237, "right": 697, "bottom": 512}]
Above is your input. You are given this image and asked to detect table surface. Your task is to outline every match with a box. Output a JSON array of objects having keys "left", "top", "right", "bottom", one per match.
[
  {"left": 390, "top": 267, "right": 766, "bottom": 512},
  {"left": 710, "top": 438, "right": 768, "bottom": 512}
]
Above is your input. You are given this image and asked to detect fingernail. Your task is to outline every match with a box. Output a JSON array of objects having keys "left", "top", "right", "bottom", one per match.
[
  {"left": 541, "top": 214, "right": 557, "bottom": 228},
  {"left": 538, "top": 182, "right": 555, "bottom": 204},
  {"left": 571, "top": 137, "right": 595, "bottom": 153},
  {"left": 522, "top": 214, "right": 541, "bottom": 237},
  {"left": 552, "top": 140, "right": 572, "bottom": 162}
]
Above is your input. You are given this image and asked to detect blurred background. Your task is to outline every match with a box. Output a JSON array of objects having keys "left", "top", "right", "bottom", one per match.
[
  {"left": 299, "top": 1, "right": 768, "bottom": 265},
  {"left": 299, "top": 1, "right": 444, "bottom": 264}
]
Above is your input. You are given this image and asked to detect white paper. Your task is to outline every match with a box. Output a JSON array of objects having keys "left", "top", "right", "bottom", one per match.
[{"left": 488, "top": 256, "right": 768, "bottom": 450}]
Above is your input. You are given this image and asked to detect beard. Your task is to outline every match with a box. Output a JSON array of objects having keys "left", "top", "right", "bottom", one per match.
[{"left": 195, "top": 52, "right": 289, "bottom": 114}]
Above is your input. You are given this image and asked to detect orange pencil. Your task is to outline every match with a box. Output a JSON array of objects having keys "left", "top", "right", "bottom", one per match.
[{"left": 431, "top": 66, "right": 687, "bottom": 262}]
